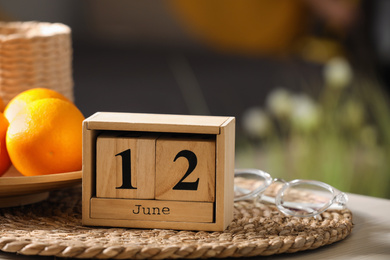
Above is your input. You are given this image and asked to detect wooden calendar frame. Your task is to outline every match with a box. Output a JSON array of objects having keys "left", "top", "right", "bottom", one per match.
[{"left": 82, "top": 112, "right": 235, "bottom": 231}]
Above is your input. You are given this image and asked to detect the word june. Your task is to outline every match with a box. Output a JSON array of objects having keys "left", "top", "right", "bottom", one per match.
[{"left": 132, "top": 204, "right": 170, "bottom": 215}]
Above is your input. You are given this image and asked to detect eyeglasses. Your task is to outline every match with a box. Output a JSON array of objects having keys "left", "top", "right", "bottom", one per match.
[{"left": 234, "top": 169, "right": 348, "bottom": 218}]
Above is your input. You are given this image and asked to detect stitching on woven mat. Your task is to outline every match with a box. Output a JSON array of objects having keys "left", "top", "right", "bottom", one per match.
[{"left": 0, "top": 187, "right": 353, "bottom": 259}]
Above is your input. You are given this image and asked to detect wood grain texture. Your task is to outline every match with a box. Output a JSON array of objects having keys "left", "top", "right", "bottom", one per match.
[
  {"left": 96, "top": 132, "right": 158, "bottom": 199},
  {"left": 214, "top": 117, "right": 235, "bottom": 230},
  {"left": 90, "top": 198, "right": 213, "bottom": 223},
  {"left": 82, "top": 120, "right": 99, "bottom": 226},
  {"left": 85, "top": 112, "right": 230, "bottom": 134},
  {"left": 155, "top": 134, "right": 216, "bottom": 202},
  {"left": 0, "top": 168, "right": 81, "bottom": 198},
  {"left": 82, "top": 112, "right": 236, "bottom": 231}
]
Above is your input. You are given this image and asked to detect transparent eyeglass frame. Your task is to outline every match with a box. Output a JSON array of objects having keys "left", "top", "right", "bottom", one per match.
[{"left": 234, "top": 169, "right": 348, "bottom": 219}]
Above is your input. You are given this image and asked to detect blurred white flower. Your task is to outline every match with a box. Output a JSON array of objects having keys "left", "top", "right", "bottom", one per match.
[
  {"left": 266, "top": 88, "right": 293, "bottom": 119},
  {"left": 323, "top": 57, "right": 353, "bottom": 89},
  {"left": 242, "top": 107, "right": 272, "bottom": 139},
  {"left": 291, "top": 94, "right": 320, "bottom": 132}
]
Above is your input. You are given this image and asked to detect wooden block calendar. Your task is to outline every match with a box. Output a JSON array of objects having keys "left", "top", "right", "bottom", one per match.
[{"left": 82, "top": 112, "right": 235, "bottom": 231}]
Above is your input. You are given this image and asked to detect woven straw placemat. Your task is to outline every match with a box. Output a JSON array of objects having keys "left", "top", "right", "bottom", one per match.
[{"left": 0, "top": 186, "right": 353, "bottom": 259}]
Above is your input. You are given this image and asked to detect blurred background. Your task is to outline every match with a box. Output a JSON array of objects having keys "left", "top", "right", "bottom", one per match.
[{"left": 0, "top": 0, "right": 389, "bottom": 198}]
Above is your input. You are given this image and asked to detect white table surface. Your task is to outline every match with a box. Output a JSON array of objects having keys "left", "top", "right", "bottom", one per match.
[{"left": 1, "top": 193, "right": 389, "bottom": 260}]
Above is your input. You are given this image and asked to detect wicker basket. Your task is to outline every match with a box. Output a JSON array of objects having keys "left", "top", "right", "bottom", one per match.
[{"left": 0, "top": 21, "right": 74, "bottom": 104}]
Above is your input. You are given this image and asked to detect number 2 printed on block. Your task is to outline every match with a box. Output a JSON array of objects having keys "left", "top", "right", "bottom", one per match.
[{"left": 155, "top": 135, "right": 216, "bottom": 202}]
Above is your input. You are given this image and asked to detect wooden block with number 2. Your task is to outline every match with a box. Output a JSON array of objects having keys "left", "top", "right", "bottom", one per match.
[{"left": 156, "top": 134, "right": 215, "bottom": 202}]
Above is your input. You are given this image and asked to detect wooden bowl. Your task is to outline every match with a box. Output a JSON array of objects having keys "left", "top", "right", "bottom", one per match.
[{"left": 0, "top": 166, "right": 82, "bottom": 208}]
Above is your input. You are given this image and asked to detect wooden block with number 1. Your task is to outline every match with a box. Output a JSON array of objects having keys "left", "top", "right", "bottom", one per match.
[{"left": 96, "top": 132, "right": 159, "bottom": 199}]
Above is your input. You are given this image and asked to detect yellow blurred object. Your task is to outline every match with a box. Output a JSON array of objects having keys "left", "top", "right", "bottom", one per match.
[
  {"left": 168, "top": 0, "right": 306, "bottom": 56},
  {"left": 6, "top": 98, "right": 85, "bottom": 176},
  {"left": 296, "top": 37, "right": 345, "bottom": 63}
]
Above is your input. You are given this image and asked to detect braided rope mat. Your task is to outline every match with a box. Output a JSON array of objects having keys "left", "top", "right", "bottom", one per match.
[{"left": 0, "top": 186, "right": 353, "bottom": 259}]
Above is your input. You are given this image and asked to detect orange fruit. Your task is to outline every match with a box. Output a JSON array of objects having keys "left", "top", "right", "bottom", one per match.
[
  {"left": 0, "top": 97, "right": 5, "bottom": 112},
  {"left": 0, "top": 112, "right": 11, "bottom": 176},
  {"left": 6, "top": 98, "right": 85, "bottom": 176},
  {"left": 4, "top": 88, "right": 70, "bottom": 123}
]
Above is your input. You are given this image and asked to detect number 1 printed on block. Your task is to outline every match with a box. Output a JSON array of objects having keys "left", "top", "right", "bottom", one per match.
[{"left": 96, "top": 132, "right": 158, "bottom": 199}]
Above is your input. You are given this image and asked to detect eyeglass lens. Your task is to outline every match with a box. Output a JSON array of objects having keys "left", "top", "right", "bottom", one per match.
[
  {"left": 234, "top": 173, "right": 269, "bottom": 201},
  {"left": 277, "top": 182, "right": 333, "bottom": 216}
]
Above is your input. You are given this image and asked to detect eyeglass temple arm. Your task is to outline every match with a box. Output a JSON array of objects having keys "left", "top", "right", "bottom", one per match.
[{"left": 260, "top": 194, "right": 347, "bottom": 210}]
